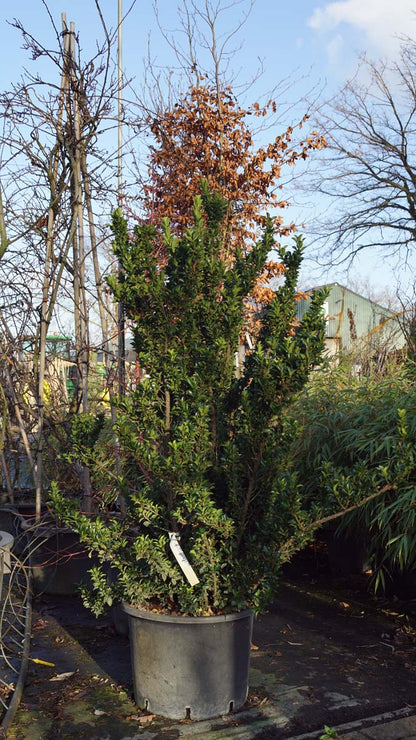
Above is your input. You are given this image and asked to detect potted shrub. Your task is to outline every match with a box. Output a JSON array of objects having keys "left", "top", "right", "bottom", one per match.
[{"left": 50, "top": 186, "right": 328, "bottom": 720}]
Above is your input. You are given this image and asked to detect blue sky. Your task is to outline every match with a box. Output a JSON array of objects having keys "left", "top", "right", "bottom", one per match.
[{"left": 1, "top": 0, "right": 416, "bottom": 296}]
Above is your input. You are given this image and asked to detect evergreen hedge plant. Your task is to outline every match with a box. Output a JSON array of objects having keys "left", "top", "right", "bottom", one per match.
[{"left": 50, "top": 186, "right": 328, "bottom": 616}]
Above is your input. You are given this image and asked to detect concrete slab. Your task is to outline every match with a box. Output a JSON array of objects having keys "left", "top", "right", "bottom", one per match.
[{"left": 343, "top": 715, "right": 416, "bottom": 739}]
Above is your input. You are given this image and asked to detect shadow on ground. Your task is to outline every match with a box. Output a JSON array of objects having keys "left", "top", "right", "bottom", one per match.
[{"left": 6, "top": 547, "right": 416, "bottom": 739}]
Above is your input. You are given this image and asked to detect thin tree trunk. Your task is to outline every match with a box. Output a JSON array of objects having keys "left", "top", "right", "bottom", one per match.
[
  {"left": 34, "top": 205, "right": 56, "bottom": 518},
  {"left": 33, "top": 17, "right": 71, "bottom": 520},
  {"left": 0, "top": 190, "right": 9, "bottom": 261},
  {"left": 4, "top": 365, "right": 35, "bottom": 478},
  {"left": 70, "top": 23, "right": 89, "bottom": 416},
  {"left": 0, "top": 453, "right": 13, "bottom": 504},
  {"left": 0, "top": 380, "right": 13, "bottom": 503},
  {"left": 68, "top": 20, "right": 92, "bottom": 512},
  {"left": 80, "top": 152, "right": 125, "bottom": 514}
]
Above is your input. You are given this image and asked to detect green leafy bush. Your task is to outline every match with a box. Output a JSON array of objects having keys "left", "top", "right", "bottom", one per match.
[
  {"left": 50, "top": 187, "right": 329, "bottom": 616},
  {"left": 289, "top": 362, "right": 416, "bottom": 589}
]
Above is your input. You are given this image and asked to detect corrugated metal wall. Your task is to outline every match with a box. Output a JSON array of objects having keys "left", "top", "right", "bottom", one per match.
[{"left": 296, "top": 283, "right": 406, "bottom": 352}]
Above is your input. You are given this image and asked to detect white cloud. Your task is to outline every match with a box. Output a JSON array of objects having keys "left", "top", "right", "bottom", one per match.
[
  {"left": 308, "top": 0, "right": 416, "bottom": 55},
  {"left": 326, "top": 33, "right": 344, "bottom": 64}
]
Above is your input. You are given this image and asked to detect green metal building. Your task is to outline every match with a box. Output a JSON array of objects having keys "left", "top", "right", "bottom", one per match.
[{"left": 296, "top": 283, "right": 406, "bottom": 357}]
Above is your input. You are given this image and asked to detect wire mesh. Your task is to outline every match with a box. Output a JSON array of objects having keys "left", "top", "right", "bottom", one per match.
[
  {"left": 0, "top": 505, "right": 91, "bottom": 728},
  {"left": 0, "top": 549, "right": 31, "bottom": 716}
]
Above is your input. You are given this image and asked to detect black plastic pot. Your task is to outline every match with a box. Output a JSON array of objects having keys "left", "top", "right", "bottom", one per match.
[
  {"left": 29, "top": 528, "right": 96, "bottom": 595},
  {"left": 326, "top": 524, "right": 371, "bottom": 576},
  {"left": 111, "top": 602, "right": 129, "bottom": 636},
  {"left": 0, "top": 504, "right": 96, "bottom": 594},
  {"left": 0, "top": 506, "right": 19, "bottom": 538},
  {"left": 123, "top": 603, "right": 253, "bottom": 720}
]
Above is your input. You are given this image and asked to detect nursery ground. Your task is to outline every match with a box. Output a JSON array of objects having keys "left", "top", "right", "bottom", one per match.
[{"left": 6, "top": 556, "right": 416, "bottom": 739}]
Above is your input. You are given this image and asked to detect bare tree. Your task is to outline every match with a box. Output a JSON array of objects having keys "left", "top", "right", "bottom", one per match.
[
  {"left": 127, "top": 0, "right": 321, "bottom": 235},
  {"left": 307, "top": 40, "right": 416, "bottom": 268},
  {"left": 151, "top": 0, "right": 256, "bottom": 93},
  {"left": 0, "top": 7, "right": 122, "bottom": 511}
]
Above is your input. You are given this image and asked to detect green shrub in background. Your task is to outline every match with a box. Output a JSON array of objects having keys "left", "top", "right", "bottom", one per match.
[{"left": 289, "top": 361, "right": 416, "bottom": 590}]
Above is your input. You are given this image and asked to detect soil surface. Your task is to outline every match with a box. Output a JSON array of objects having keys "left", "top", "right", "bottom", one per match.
[{"left": 6, "top": 546, "right": 416, "bottom": 739}]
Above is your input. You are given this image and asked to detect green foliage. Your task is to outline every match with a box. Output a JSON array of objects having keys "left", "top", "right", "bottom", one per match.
[
  {"left": 289, "top": 362, "right": 416, "bottom": 588},
  {"left": 320, "top": 726, "right": 338, "bottom": 739},
  {"left": 50, "top": 188, "right": 328, "bottom": 616},
  {"left": 61, "top": 412, "right": 106, "bottom": 467}
]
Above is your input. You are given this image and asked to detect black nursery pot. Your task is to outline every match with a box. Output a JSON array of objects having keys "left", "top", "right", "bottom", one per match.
[
  {"left": 29, "top": 528, "right": 96, "bottom": 595},
  {"left": 123, "top": 603, "right": 253, "bottom": 720}
]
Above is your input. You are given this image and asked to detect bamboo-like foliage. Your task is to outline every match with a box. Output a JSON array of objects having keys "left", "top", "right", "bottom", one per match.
[{"left": 288, "top": 361, "right": 416, "bottom": 590}]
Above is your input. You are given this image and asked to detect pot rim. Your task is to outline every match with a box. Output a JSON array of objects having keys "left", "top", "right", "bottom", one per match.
[{"left": 122, "top": 602, "right": 253, "bottom": 624}]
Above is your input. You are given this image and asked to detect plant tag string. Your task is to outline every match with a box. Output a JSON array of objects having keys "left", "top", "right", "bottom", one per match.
[{"left": 168, "top": 532, "right": 199, "bottom": 586}]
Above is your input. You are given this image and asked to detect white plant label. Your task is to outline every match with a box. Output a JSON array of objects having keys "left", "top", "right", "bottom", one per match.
[{"left": 168, "top": 532, "right": 200, "bottom": 586}]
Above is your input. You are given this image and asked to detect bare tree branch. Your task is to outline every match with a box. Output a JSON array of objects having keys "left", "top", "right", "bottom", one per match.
[{"left": 305, "top": 41, "right": 416, "bottom": 268}]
